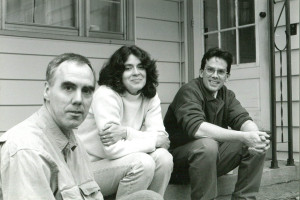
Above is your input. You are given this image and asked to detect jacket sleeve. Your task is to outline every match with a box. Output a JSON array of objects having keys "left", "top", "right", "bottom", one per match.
[
  {"left": 172, "top": 86, "right": 206, "bottom": 138},
  {"left": 91, "top": 87, "right": 156, "bottom": 159},
  {"left": 1, "top": 147, "right": 57, "bottom": 200}
]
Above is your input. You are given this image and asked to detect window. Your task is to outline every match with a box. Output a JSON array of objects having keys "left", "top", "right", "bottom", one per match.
[
  {"left": 1, "top": 0, "right": 134, "bottom": 42},
  {"left": 203, "top": 0, "right": 256, "bottom": 64}
]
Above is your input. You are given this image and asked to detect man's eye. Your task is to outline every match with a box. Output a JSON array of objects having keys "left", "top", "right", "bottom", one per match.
[
  {"left": 65, "top": 86, "right": 74, "bottom": 91},
  {"left": 218, "top": 70, "right": 226, "bottom": 75},
  {"left": 207, "top": 68, "right": 215, "bottom": 73},
  {"left": 82, "top": 88, "right": 93, "bottom": 95}
]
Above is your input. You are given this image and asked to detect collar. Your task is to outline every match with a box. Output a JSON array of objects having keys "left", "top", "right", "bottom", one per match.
[{"left": 37, "top": 105, "right": 77, "bottom": 152}]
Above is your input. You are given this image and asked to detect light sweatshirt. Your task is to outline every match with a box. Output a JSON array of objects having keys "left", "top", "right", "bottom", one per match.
[{"left": 77, "top": 85, "right": 168, "bottom": 161}]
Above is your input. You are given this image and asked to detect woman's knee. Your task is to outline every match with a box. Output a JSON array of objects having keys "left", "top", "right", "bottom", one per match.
[
  {"left": 131, "top": 153, "right": 156, "bottom": 178},
  {"left": 152, "top": 148, "right": 174, "bottom": 170}
]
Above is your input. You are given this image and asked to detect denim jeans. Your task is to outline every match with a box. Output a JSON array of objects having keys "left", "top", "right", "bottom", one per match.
[
  {"left": 91, "top": 148, "right": 173, "bottom": 200},
  {"left": 171, "top": 138, "right": 266, "bottom": 200}
]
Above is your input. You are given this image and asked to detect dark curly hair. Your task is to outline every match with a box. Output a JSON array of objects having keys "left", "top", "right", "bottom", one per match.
[
  {"left": 200, "top": 47, "right": 233, "bottom": 74},
  {"left": 98, "top": 45, "right": 158, "bottom": 98}
]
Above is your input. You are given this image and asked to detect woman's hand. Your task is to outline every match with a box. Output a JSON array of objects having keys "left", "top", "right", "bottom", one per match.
[
  {"left": 100, "top": 124, "right": 127, "bottom": 146},
  {"left": 156, "top": 135, "right": 170, "bottom": 149}
]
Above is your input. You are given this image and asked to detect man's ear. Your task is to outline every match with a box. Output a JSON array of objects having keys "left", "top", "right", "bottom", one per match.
[
  {"left": 199, "top": 69, "right": 204, "bottom": 78},
  {"left": 44, "top": 82, "right": 50, "bottom": 101}
]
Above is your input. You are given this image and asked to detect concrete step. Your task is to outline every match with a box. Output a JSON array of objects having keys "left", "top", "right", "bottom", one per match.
[{"left": 164, "top": 160, "right": 299, "bottom": 200}]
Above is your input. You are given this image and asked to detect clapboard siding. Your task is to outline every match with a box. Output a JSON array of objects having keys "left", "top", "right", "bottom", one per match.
[
  {"left": 0, "top": 35, "right": 122, "bottom": 58},
  {"left": 273, "top": 0, "right": 299, "bottom": 26},
  {"left": 276, "top": 102, "right": 299, "bottom": 126},
  {"left": 136, "top": 18, "right": 180, "bottom": 42},
  {"left": 276, "top": 127, "right": 299, "bottom": 151},
  {"left": 0, "top": 54, "right": 106, "bottom": 80},
  {"left": 275, "top": 49, "right": 299, "bottom": 76},
  {"left": 0, "top": 80, "right": 44, "bottom": 105},
  {"left": 136, "top": 0, "right": 179, "bottom": 21},
  {"left": 275, "top": 76, "right": 299, "bottom": 101},
  {"left": 0, "top": 106, "right": 41, "bottom": 132},
  {"left": 274, "top": 26, "right": 299, "bottom": 50},
  {"left": 136, "top": 40, "right": 181, "bottom": 62},
  {"left": 157, "top": 62, "right": 180, "bottom": 83},
  {"left": 157, "top": 83, "right": 180, "bottom": 104}
]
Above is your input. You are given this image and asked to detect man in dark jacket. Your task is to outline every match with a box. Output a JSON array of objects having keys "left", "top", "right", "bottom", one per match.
[{"left": 164, "top": 48, "right": 270, "bottom": 200}]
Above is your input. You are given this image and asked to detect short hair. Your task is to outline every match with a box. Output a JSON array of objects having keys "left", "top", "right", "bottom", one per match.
[
  {"left": 98, "top": 45, "right": 158, "bottom": 98},
  {"left": 200, "top": 47, "right": 233, "bottom": 74},
  {"left": 46, "top": 53, "right": 96, "bottom": 86}
]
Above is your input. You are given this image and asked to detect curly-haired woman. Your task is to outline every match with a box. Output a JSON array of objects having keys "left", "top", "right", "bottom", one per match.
[{"left": 77, "top": 45, "right": 173, "bottom": 199}]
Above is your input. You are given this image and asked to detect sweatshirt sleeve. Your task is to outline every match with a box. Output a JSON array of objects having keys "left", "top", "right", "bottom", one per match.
[
  {"left": 172, "top": 85, "right": 206, "bottom": 138},
  {"left": 91, "top": 86, "right": 156, "bottom": 159}
]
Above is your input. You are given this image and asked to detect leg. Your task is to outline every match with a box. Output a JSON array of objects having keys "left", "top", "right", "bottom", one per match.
[
  {"left": 120, "top": 190, "right": 163, "bottom": 200},
  {"left": 171, "top": 138, "right": 219, "bottom": 200},
  {"left": 148, "top": 148, "right": 173, "bottom": 196},
  {"left": 91, "top": 152, "right": 155, "bottom": 199},
  {"left": 217, "top": 142, "right": 266, "bottom": 200}
]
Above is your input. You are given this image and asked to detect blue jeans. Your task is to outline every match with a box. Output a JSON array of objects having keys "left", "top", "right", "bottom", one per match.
[
  {"left": 171, "top": 138, "right": 266, "bottom": 200},
  {"left": 91, "top": 148, "right": 173, "bottom": 199}
]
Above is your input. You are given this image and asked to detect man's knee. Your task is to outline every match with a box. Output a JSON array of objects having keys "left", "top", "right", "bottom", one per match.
[{"left": 188, "top": 138, "right": 219, "bottom": 164}]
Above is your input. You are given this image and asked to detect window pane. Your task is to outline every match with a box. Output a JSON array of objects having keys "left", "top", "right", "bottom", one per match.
[
  {"left": 6, "top": 0, "right": 75, "bottom": 27},
  {"left": 90, "top": 0, "right": 122, "bottom": 33},
  {"left": 238, "top": 0, "right": 255, "bottom": 26},
  {"left": 203, "top": 0, "right": 217, "bottom": 32},
  {"left": 204, "top": 33, "right": 218, "bottom": 52},
  {"left": 220, "top": 0, "right": 235, "bottom": 29},
  {"left": 221, "top": 30, "right": 236, "bottom": 64},
  {"left": 239, "top": 26, "right": 256, "bottom": 63}
]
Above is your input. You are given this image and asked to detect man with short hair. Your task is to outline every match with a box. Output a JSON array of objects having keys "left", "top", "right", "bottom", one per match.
[
  {"left": 0, "top": 53, "right": 163, "bottom": 200},
  {"left": 164, "top": 48, "right": 270, "bottom": 200}
]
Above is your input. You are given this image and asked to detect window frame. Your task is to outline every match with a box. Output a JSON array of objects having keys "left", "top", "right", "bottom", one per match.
[{"left": 0, "top": 0, "right": 135, "bottom": 45}]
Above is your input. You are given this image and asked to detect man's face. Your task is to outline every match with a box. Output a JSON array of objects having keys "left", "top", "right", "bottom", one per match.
[
  {"left": 44, "top": 61, "right": 95, "bottom": 132},
  {"left": 122, "top": 54, "right": 146, "bottom": 95},
  {"left": 200, "top": 57, "right": 229, "bottom": 95}
]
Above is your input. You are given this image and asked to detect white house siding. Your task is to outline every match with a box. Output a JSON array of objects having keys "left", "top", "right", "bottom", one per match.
[
  {"left": 273, "top": 0, "right": 299, "bottom": 161},
  {"left": 0, "top": 0, "right": 184, "bottom": 134},
  {"left": 136, "top": 0, "right": 184, "bottom": 117}
]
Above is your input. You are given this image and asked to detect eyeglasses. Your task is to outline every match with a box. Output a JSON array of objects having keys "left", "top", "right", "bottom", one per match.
[{"left": 204, "top": 67, "right": 228, "bottom": 77}]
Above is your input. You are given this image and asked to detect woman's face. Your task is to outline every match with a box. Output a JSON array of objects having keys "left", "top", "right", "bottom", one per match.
[{"left": 122, "top": 54, "right": 146, "bottom": 95}]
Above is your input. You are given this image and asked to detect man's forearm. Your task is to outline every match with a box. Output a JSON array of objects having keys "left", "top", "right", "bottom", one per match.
[
  {"left": 240, "top": 120, "right": 259, "bottom": 132},
  {"left": 194, "top": 122, "right": 246, "bottom": 142}
]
